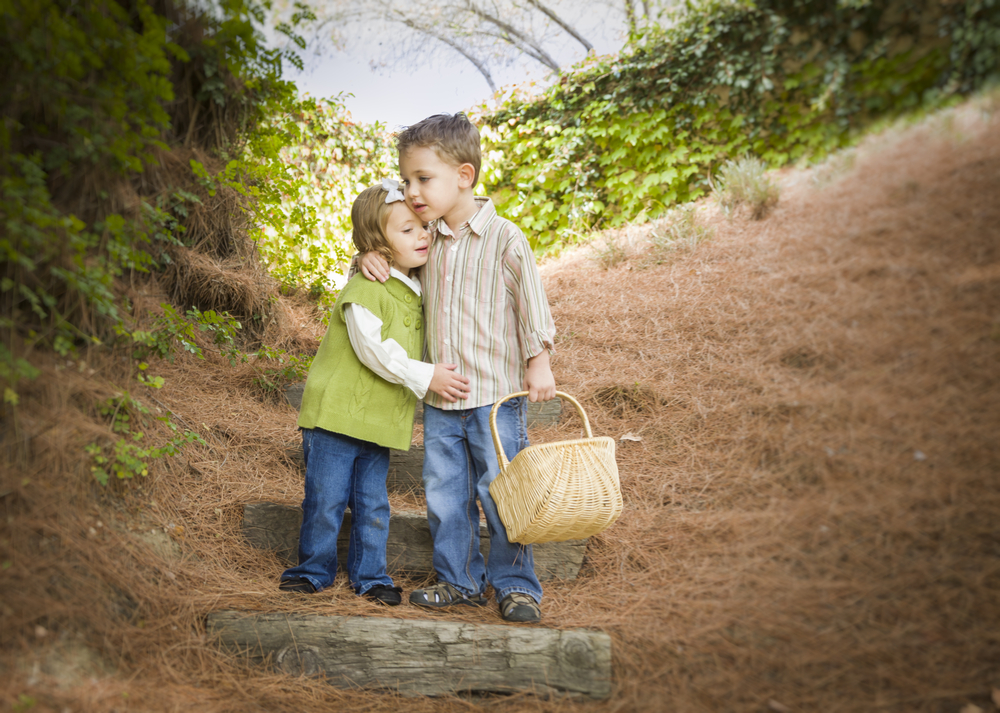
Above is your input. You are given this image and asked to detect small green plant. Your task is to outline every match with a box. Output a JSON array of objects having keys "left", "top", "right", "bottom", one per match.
[
  {"left": 87, "top": 392, "right": 205, "bottom": 485},
  {"left": 249, "top": 346, "right": 313, "bottom": 392},
  {"left": 0, "top": 342, "right": 41, "bottom": 406},
  {"left": 593, "top": 233, "right": 631, "bottom": 270},
  {"left": 650, "top": 206, "right": 714, "bottom": 259},
  {"left": 125, "top": 304, "right": 242, "bottom": 363},
  {"left": 13, "top": 693, "right": 37, "bottom": 712},
  {"left": 714, "top": 155, "right": 780, "bottom": 220}
]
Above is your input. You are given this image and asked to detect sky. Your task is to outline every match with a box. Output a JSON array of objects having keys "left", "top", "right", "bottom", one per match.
[{"left": 286, "top": 7, "right": 629, "bottom": 130}]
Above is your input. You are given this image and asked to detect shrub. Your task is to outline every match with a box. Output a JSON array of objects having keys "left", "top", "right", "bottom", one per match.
[
  {"left": 650, "top": 206, "right": 715, "bottom": 258},
  {"left": 714, "top": 155, "right": 780, "bottom": 219}
]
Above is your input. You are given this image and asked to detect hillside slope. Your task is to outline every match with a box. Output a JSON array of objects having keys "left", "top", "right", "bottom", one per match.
[{"left": 2, "top": 95, "right": 999, "bottom": 712}]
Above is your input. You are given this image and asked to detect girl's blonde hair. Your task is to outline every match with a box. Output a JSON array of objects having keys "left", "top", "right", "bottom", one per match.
[{"left": 351, "top": 184, "right": 398, "bottom": 267}]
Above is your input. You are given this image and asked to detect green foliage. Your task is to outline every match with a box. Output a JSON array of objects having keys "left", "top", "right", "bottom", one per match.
[
  {"left": 650, "top": 206, "right": 714, "bottom": 258},
  {"left": 260, "top": 97, "right": 396, "bottom": 298},
  {"left": 87, "top": 392, "right": 206, "bottom": 485},
  {"left": 124, "top": 304, "right": 241, "bottom": 363},
  {"left": 593, "top": 234, "right": 632, "bottom": 270},
  {"left": 714, "top": 155, "right": 780, "bottom": 219},
  {"left": 477, "top": 0, "right": 1000, "bottom": 250},
  {"left": 248, "top": 345, "right": 313, "bottom": 392},
  {"left": 0, "top": 342, "right": 41, "bottom": 406},
  {"left": 0, "top": 0, "right": 310, "bottom": 361}
]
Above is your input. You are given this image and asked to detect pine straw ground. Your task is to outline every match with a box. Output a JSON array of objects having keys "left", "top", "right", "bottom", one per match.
[{"left": 2, "top": 96, "right": 999, "bottom": 713}]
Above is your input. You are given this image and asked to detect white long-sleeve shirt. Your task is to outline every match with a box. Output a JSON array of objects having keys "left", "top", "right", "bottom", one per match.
[{"left": 344, "top": 267, "right": 435, "bottom": 399}]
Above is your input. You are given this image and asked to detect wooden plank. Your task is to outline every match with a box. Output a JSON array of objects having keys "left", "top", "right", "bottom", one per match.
[
  {"left": 243, "top": 502, "right": 586, "bottom": 582},
  {"left": 206, "top": 610, "right": 612, "bottom": 699},
  {"left": 283, "top": 384, "right": 562, "bottom": 427}
]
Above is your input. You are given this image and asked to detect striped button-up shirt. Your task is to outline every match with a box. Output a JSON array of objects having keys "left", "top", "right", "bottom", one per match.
[{"left": 423, "top": 197, "right": 555, "bottom": 410}]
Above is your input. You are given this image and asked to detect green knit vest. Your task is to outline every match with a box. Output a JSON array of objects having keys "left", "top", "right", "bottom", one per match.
[{"left": 297, "top": 274, "right": 424, "bottom": 451}]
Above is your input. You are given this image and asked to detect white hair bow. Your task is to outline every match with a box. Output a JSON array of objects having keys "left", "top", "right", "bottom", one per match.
[{"left": 382, "top": 178, "right": 405, "bottom": 204}]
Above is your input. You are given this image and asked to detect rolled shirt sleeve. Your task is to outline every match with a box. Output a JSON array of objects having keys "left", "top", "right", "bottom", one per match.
[
  {"left": 345, "top": 303, "right": 435, "bottom": 399},
  {"left": 503, "top": 235, "right": 556, "bottom": 363}
]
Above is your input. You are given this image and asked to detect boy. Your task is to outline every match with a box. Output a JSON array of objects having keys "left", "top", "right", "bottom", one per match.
[{"left": 359, "top": 113, "right": 556, "bottom": 623}]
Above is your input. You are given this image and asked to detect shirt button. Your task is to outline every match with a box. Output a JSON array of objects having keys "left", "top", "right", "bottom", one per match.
[
  {"left": 444, "top": 307, "right": 450, "bottom": 314},
  {"left": 451, "top": 245, "right": 458, "bottom": 252},
  {"left": 403, "top": 316, "right": 412, "bottom": 327},
  {"left": 444, "top": 338, "right": 450, "bottom": 345},
  {"left": 446, "top": 275, "right": 452, "bottom": 282}
]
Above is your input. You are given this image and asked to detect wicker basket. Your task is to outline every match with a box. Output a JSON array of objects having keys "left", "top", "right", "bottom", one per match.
[{"left": 488, "top": 391, "right": 622, "bottom": 544}]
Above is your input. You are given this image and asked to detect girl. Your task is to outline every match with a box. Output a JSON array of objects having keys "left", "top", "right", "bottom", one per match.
[{"left": 279, "top": 179, "right": 469, "bottom": 604}]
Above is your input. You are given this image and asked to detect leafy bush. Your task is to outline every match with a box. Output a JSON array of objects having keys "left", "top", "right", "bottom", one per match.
[
  {"left": 650, "top": 206, "right": 715, "bottom": 258},
  {"left": 260, "top": 98, "right": 396, "bottom": 298},
  {"left": 476, "top": 0, "right": 1000, "bottom": 251},
  {"left": 714, "top": 155, "right": 780, "bottom": 219}
]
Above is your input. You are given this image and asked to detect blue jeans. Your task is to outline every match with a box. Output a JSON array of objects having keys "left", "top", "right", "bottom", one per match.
[
  {"left": 281, "top": 428, "right": 394, "bottom": 595},
  {"left": 423, "top": 397, "right": 542, "bottom": 604}
]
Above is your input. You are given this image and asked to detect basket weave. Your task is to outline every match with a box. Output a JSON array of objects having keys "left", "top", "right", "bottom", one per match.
[{"left": 488, "top": 391, "right": 622, "bottom": 544}]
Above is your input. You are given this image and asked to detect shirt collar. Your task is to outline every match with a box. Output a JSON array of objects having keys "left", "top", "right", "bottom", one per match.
[
  {"left": 390, "top": 267, "right": 422, "bottom": 297},
  {"left": 434, "top": 196, "right": 495, "bottom": 240}
]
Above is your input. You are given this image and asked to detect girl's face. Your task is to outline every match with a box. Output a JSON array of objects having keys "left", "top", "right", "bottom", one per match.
[{"left": 385, "top": 201, "right": 430, "bottom": 274}]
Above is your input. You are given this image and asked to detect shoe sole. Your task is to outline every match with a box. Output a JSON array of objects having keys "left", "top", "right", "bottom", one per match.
[
  {"left": 279, "top": 580, "right": 315, "bottom": 594},
  {"left": 365, "top": 597, "right": 402, "bottom": 606},
  {"left": 409, "top": 595, "right": 488, "bottom": 609}
]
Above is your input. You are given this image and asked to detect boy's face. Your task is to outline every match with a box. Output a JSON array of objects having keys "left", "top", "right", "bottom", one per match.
[{"left": 399, "top": 146, "right": 472, "bottom": 225}]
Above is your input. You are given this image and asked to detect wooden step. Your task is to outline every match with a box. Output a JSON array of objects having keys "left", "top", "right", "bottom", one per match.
[
  {"left": 284, "top": 383, "right": 563, "bottom": 427},
  {"left": 206, "top": 610, "right": 612, "bottom": 698},
  {"left": 244, "top": 502, "right": 586, "bottom": 581}
]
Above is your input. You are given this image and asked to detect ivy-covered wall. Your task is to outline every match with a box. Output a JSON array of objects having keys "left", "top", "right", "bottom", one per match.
[{"left": 477, "top": 0, "right": 1000, "bottom": 250}]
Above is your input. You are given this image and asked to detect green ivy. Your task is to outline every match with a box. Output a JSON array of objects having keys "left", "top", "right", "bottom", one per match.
[
  {"left": 475, "top": 0, "right": 1000, "bottom": 250},
  {"left": 259, "top": 97, "right": 397, "bottom": 299}
]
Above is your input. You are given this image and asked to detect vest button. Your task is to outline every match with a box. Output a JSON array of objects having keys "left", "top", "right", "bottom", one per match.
[
  {"left": 416, "top": 319, "right": 422, "bottom": 329},
  {"left": 404, "top": 294, "right": 413, "bottom": 303},
  {"left": 403, "top": 316, "right": 411, "bottom": 327}
]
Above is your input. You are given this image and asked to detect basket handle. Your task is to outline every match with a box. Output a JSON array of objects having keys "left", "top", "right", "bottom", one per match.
[{"left": 489, "top": 391, "right": 593, "bottom": 473}]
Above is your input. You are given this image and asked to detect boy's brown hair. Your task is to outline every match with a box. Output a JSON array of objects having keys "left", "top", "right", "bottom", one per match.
[
  {"left": 396, "top": 113, "right": 482, "bottom": 187},
  {"left": 351, "top": 184, "right": 397, "bottom": 267}
]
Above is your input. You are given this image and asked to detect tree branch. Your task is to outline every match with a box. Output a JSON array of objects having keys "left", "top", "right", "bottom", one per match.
[
  {"left": 464, "top": 0, "right": 561, "bottom": 72},
  {"left": 398, "top": 16, "right": 498, "bottom": 93},
  {"left": 524, "top": 0, "right": 592, "bottom": 53}
]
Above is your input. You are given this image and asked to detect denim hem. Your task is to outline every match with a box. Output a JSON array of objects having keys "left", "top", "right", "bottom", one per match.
[
  {"left": 495, "top": 586, "right": 542, "bottom": 604},
  {"left": 281, "top": 573, "right": 323, "bottom": 593}
]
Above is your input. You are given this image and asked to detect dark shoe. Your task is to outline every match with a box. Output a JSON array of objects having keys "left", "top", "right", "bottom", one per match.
[
  {"left": 409, "top": 582, "right": 487, "bottom": 609},
  {"left": 279, "top": 577, "right": 316, "bottom": 594},
  {"left": 362, "top": 584, "right": 402, "bottom": 606},
  {"left": 500, "top": 593, "right": 541, "bottom": 623}
]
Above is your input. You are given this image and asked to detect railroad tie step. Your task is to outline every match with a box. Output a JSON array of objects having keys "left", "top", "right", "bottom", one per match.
[
  {"left": 243, "top": 502, "right": 586, "bottom": 582},
  {"left": 206, "top": 610, "right": 612, "bottom": 698}
]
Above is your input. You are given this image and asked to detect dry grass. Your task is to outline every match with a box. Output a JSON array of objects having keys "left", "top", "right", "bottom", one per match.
[{"left": 2, "top": 96, "right": 1000, "bottom": 712}]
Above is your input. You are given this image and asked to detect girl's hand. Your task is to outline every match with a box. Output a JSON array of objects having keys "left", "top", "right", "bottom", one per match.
[
  {"left": 360, "top": 251, "right": 390, "bottom": 282},
  {"left": 429, "top": 364, "right": 470, "bottom": 403},
  {"left": 524, "top": 350, "right": 556, "bottom": 402}
]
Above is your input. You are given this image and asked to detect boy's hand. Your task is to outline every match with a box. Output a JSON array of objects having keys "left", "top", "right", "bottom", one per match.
[
  {"left": 360, "top": 251, "right": 390, "bottom": 283},
  {"left": 429, "top": 364, "right": 470, "bottom": 403},
  {"left": 524, "top": 350, "right": 556, "bottom": 402}
]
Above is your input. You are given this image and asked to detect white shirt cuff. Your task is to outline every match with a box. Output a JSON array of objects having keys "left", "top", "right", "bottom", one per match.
[{"left": 345, "top": 302, "right": 433, "bottom": 399}]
